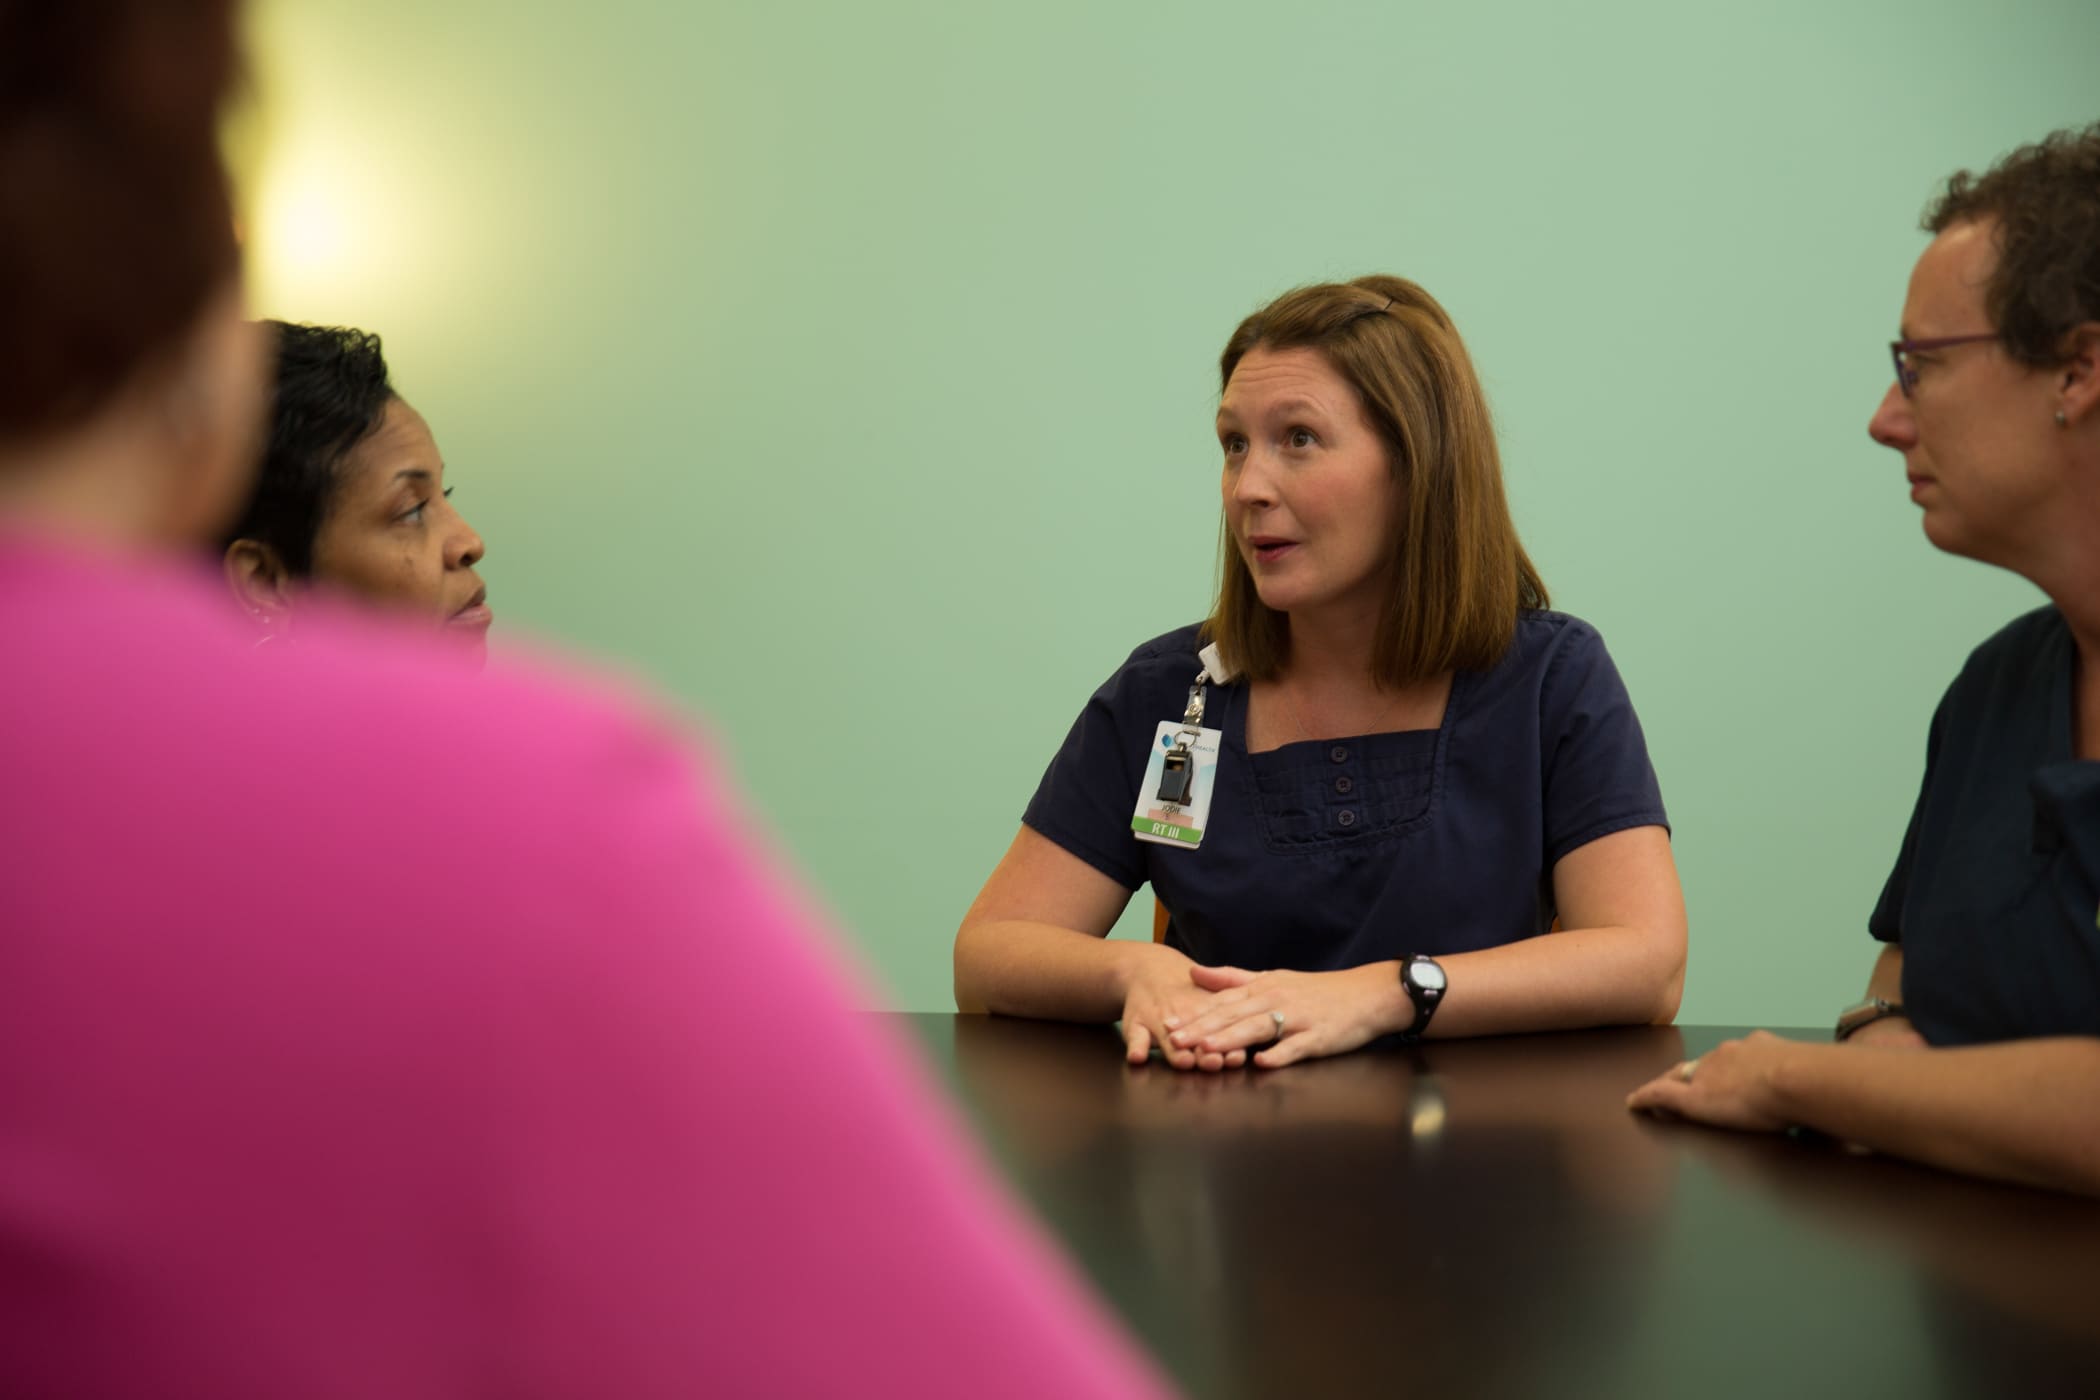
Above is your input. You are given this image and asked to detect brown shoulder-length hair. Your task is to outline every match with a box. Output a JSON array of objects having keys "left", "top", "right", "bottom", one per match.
[{"left": 1202, "top": 274, "right": 1547, "bottom": 687}]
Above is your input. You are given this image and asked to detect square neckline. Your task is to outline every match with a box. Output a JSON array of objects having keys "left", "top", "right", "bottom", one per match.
[{"left": 1225, "top": 671, "right": 1469, "bottom": 765}]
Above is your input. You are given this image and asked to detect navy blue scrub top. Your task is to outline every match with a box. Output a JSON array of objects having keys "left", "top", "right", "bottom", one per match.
[
  {"left": 1871, "top": 606, "right": 2100, "bottom": 1045},
  {"left": 1022, "top": 614, "right": 1669, "bottom": 972}
]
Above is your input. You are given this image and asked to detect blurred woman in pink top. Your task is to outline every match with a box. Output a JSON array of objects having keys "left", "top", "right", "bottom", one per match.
[{"left": 0, "top": 4, "right": 1174, "bottom": 1397}]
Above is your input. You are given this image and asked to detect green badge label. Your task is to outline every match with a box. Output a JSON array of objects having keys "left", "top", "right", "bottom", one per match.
[{"left": 1132, "top": 815, "right": 1202, "bottom": 845}]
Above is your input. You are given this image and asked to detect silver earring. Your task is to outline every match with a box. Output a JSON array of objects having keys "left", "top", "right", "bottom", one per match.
[
  {"left": 251, "top": 611, "right": 286, "bottom": 651},
  {"left": 2057, "top": 409, "right": 2069, "bottom": 427}
]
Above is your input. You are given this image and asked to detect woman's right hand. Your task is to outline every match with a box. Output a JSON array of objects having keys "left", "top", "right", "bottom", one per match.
[
  {"left": 957, "top": 828, "right": 1242, "bottom": 1068},
  {"left": 1119, "top": 945, "right": 1246, "bottom": 1071}
]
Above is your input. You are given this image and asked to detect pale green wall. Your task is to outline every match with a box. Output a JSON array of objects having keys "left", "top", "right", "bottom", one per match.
[{"left": 244, "top": 1, "right": 2099, "bottom": 1023}]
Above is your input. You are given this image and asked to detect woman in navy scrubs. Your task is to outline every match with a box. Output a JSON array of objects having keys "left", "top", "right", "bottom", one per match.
[{"left": 956, "top": 276, "right": 1687, "bottom": 1071}]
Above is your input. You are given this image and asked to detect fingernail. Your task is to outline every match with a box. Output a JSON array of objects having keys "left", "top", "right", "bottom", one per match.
[{"left": 1163, "top": 1017, "right": 1180, "bottom": 1029}]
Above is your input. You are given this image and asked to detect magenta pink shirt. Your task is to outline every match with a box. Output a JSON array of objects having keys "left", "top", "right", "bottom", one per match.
[{"left": 0, "top": 531, "right": 1173, "bottom": 1400}]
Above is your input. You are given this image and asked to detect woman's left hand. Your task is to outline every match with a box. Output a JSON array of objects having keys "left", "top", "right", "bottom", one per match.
[
  {"left": 1166, "top": 964, "right": 1402, "bottom": 1069},
  {"left": 1624, "top": 1029, "right": 1800, "bottom": 1132}
]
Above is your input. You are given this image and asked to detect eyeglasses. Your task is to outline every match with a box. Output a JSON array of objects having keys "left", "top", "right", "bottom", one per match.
[{"left": 1890, "top": 333, "right": 1999, "bottom": 398}]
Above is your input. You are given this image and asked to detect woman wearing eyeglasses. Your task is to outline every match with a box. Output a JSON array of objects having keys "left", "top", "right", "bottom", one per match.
[
  {"left": 1630, "top": 125, "right": 2100, "bottom": 1197},
  {"left": 955, "top": 276, "right": 1688, "bottom": 1070}
]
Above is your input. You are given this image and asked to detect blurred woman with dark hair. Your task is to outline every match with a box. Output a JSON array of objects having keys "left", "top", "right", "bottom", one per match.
[
  {"left": 222, "top": 321, "right": 492, "bottom": 657},
  {"left": 0, "top": 4, "right": 1176, "bottom": 1396}
]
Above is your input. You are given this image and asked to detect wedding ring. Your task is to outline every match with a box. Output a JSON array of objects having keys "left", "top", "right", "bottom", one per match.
[{"left": 1676, "top": 1058, "right": 1700, "bottom": 1083}]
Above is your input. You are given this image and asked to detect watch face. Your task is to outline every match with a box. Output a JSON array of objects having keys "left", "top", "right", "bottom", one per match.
[{"left": 1412, "top": 960, "right": 1447, "bottom": 993}]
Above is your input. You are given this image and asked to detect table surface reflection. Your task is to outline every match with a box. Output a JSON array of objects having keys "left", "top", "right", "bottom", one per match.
[{"left": 894, "top": 1015, "right": 2100, "bottom": 1400}]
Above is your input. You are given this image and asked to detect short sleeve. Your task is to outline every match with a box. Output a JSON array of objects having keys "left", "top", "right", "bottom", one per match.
[
  {"left": 1869, "top": 693, "right": 1949, "bottom": 943},
  {"left": 1538, "top": 622, "right": 1669, "bottom": 866},
  {"left": 1022, "top": 643, "right": 1184, "bottom": 891}
]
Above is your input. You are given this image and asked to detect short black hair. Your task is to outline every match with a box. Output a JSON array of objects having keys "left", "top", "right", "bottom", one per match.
[{"left": 220, "top": 321, "right": 393, "bottom": 574}]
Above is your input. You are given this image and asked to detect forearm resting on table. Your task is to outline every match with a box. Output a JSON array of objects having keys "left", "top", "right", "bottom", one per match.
[
  {"left": 954, "top": 919, "right": 1173, "bottom": 1021},
  {"left": 1427, "top": 922, "right": 1684, "bottom": 1038},
  {"left": 1768, "top": 1037, "right": 2100, "bottom": 1197}
]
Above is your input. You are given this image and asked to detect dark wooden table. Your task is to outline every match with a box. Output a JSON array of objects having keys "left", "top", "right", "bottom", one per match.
[{"left": 895, "top": 1015, "right": 2100, "bottom": 1400}]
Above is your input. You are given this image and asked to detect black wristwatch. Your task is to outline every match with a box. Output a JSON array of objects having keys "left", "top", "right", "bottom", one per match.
[
  {"left": 1834, "top": 997, "right": 1906, "bottom": 1042},
  {"left": 1397, "top": 954, "right": 1447, "bottom": 1042}
]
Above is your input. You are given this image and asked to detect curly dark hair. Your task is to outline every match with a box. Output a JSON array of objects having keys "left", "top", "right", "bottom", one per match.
[
  {"left": 219, "top": 321, "right": 394, "bottom": 575},
  {"left": 1925, "top": 122, "right": 2100, "bottom": 368}
]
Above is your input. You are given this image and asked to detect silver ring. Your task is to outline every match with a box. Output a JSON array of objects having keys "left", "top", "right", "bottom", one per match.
[
  {"left": 1271, "top": 1011, "right": 1286, "bottom": 1035},
  {"left": 1675, "top": 1058, "right": 1699, "bottom": 1084}
]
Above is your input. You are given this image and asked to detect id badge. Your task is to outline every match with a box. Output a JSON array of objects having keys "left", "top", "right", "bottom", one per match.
[{"left": 1132, "top": 721, "right": 1223, "bottom": 849}]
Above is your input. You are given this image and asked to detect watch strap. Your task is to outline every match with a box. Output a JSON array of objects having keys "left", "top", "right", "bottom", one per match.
[
  {"left": 1834, "top": 997, "right": 1906, "bottom": 1042},
  {"left": 1398, "top": 954, "right": 1445, "bottom": 1042}
]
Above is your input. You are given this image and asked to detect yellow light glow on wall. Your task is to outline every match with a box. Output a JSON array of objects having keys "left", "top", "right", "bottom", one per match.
[
  {"left": 244, "top": 134, "right": 421, "bottom": 323},
  {"left": 232, "top": 1, "right": 445, "bottom": 328},
  {"left": 257, "top": 168, "right": 351, "bottom": 284}
]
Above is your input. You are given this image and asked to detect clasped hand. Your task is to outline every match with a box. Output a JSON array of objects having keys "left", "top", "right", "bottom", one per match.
[{"left": 1123, "top": 960, "right": 1397, "bottom": 1071}]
